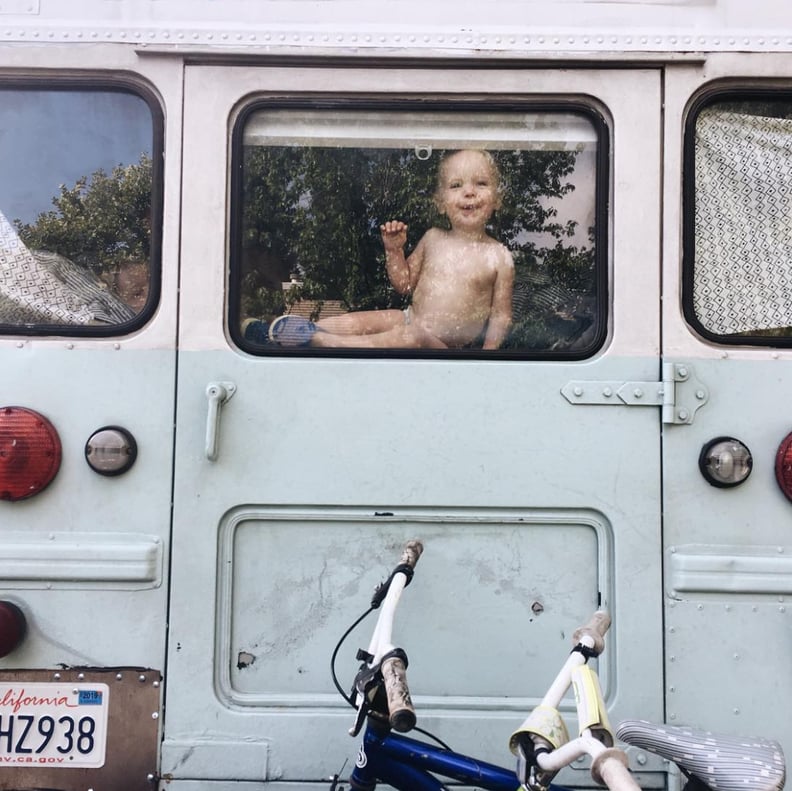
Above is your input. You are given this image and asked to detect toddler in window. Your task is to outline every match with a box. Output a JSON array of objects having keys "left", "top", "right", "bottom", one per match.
[{"left": 269, "top": 149, "right": 514, "bottom": 350}]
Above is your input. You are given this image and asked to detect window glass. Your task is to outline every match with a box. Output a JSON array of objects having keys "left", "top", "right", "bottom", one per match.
[
  {"left": 687, "top": 94, "right": 792, "bottom": 343},
  {"left": 0, "top": 86, "right": 159, "bottom": 332},
  {"left": 232, "top": 106, "right": 605, "bottom": 357}
]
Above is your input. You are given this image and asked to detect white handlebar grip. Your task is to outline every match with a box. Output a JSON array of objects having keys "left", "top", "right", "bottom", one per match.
[
  {"left": 401, "top": 540, "right": 424, "bottom": 569},
  {"left": 591, "top": 748, "right": 642, "bottom": 791},
  {"left": 381, "top": 656, "right": 416, "bottom": 732},
  {"left": 572, "top": 610, "right": 611, "bottom": 656}
]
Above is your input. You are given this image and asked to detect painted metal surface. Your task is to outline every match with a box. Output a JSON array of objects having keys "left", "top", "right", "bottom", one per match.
[
  {"left": 659, "top": 57, "right": 792, "bottom": 761},
  {"left": 160, "top": 63, "right": 664, "bottom": 784},
  {"left": 0, "top": 0, "right": 791, "bottom": 56},
  {"left": 0, "top": 4, "right": 790, "bottom": 789},
  {"left": 0, "top": 43, "right": 183, "bottom": 788}
]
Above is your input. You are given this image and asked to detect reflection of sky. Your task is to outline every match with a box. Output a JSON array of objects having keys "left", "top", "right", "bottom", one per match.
[
  {"left": 524, "top": 149, "right": 597, "bottom": 250},
  {"left": 0, "top": 90, "right": 152, "bottom": 225}
]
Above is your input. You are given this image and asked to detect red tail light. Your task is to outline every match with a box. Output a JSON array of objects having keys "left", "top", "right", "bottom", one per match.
[
  {"left": 775, "top": 432, "right": 792, "bottom": 504},
  {"left": 0, "top": 406, "right": 62, "bottom": 501},
  {"left": 0, "top": 601, "right": 26, "bottom": 657}
]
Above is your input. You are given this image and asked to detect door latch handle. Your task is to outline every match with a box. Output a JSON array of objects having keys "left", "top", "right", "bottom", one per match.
[{"left": 205, "top": 381, "right": 236, "bottom": 462}]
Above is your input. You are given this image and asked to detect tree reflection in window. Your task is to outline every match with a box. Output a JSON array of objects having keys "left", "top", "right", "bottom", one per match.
[
  {"left": 0, "top": 88, "right": 156, "bottom": 330},
  {"left": 236, "top": 118, "right": 602, "bottom": 355}
]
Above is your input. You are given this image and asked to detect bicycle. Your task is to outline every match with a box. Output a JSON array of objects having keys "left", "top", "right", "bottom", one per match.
[{"left": 329, "top": 540, "right": 787, "bottom": 791}]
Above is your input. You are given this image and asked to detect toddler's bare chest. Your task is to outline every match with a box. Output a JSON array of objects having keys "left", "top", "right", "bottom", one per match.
[{"left": 423, "top": 248, "right": 498, "bottom": 284}]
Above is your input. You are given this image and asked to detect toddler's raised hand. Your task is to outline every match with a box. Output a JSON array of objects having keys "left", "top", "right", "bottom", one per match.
[{"left": 380, "top": 220, "right": 408, "bottom": 253}]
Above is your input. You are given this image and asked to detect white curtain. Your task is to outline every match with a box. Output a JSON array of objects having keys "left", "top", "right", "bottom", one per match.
[
  {"left": 694, "top": 109, "right": 792, "bottom": 334},
  {"left": 0, "top": 209, "right": 134, "bottom": 325}
]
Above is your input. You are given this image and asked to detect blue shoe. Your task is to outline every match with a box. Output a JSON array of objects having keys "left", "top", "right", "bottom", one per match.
[{"left": 269, "top": 315, "right": 318, "bottom": 347}]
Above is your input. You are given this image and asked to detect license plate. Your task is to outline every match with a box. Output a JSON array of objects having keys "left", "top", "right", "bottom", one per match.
[{"left": 0, "top": 682, "right": 109, "bottom": 768}]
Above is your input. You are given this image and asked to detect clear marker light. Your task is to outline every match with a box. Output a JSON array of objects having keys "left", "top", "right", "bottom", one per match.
[
  {"left": 84, "top": 426, "right": 138, "bottom": 476},
  {"left": 698, "top": 436, "right": 753, "bottom": 488}
]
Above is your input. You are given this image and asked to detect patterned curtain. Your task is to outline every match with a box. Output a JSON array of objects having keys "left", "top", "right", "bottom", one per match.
[
  {"left": 0, "top": 209, "right": 135, "bottom": 326},
  {"left": 694, "top": 109, "right": 792, "bottom": 335}
]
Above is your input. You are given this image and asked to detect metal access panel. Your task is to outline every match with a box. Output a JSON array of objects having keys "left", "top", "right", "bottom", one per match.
[{"left": 0, "top": 667, "right": 161, "bottom": 791}]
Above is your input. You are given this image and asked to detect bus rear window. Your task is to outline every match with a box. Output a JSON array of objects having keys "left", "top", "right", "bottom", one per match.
[
  {"left": 230, "top": 105, "right": 607, "bottom": 358},
  {"left": 0, "top": 85, "right": 160, "bottom": 334},
  {"left": 685, "top": 93, "right": 792, "bottom": 344}
]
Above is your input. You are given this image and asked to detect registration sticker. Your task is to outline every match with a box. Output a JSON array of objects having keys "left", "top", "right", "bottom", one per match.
[{"left": 0, "top": 682, "right": 109, "bottom": 768}]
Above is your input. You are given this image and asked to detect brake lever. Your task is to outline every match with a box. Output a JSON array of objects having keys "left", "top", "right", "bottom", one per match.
[
  {"left": 349, "top": 695, "right": 369, "bottom": 737},
  {"left": 514, "top": 740, "right": 551, "bottom": 791},
  {"left": 348, "top": 656, "right": 380, "bottom": 737}
]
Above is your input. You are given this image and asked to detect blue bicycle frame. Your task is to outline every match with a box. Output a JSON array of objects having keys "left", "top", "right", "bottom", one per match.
[{"left": 348, "top": 721, "right": 571, "bottom": 791}]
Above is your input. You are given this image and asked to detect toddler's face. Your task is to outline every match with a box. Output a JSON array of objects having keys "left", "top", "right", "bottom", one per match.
[
  {"left": 435, "top": 151, "right": 500, "bottom": 231},
  {"left": 113, "top": 262, "right": 150, "bottom": 312}
]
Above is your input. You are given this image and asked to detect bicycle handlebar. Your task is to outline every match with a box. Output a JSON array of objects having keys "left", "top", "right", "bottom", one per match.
[
  {"left": 591, "top": 748, "right": 642, "bottom": 791},
  {"left": 572, "top": 610, "right": 611, "bottom": 657},
  {"left": 380, "top": 541, "right": 421, "bottom": 730},
  {"left": 348, "top": 540, "right": 423, "bottom": 735},
  {"left": 399, "top": 539, "right": 423, "bottom": 570},
  {"left": 382, "top": 654, "right": 416, "bottom": 732}
]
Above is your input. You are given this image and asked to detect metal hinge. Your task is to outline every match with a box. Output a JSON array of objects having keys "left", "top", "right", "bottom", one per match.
[{"left": 561, "top": 362, "right": 709, "bottom": 425}]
